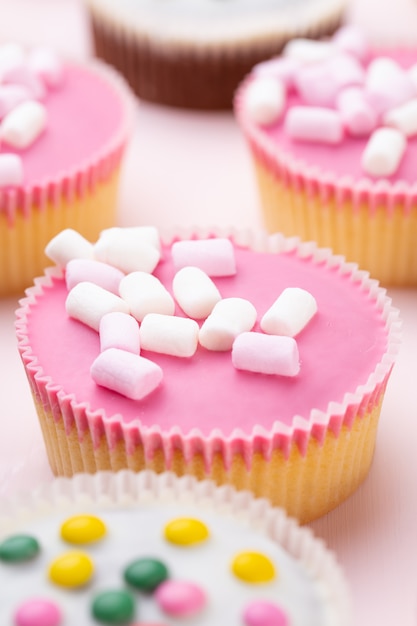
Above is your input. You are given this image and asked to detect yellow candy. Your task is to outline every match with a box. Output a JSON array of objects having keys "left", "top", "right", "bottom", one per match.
[
  {"left": 164, "top": 517, "right": 209, "bottom": 546},
  {"left": 61, "top": 514, "right": 107, "bottom": 544},
  {"left": 49, "top": 551, "right": 94, "bottom": 587},
  {"left": 231, "top": 551, "right": 276, "bottom": 583}
]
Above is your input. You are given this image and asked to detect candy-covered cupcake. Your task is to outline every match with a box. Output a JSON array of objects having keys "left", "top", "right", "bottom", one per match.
[
  {"left": 83, "top": 0, "right": 347, "bottom": 109},
  {"left": 0, "top": 42, "right": 135, "bottom": 297},
  {"left": 235, "top": 26, "right": 417, "bottom": 285},
  {"left": 16, "top": 225, "right": 400, "bottom": 523},
  {"left": 0, "top": 470, "right": 350, "bottom": 625}
]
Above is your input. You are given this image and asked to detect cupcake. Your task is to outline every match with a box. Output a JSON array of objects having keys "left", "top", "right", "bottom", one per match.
[
  {"left": 0, "top": 470, "right": 350, "bottom": 625},
  {"left": 15, "top": 226, "right": 400, "bottom": 523},
  {"left": 0, "top": 42, "right": 135, "bottom": 297},
  {"left": 235, "top": 26, "right": 417, "bottom": 286},
  {"left": 83, "top": 0, "right": 347, "bottom": 110}
]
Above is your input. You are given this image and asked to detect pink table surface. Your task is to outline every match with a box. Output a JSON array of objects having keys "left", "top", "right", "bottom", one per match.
[{"left": 1, "top": 1, "right": 417, "bottom": 624}]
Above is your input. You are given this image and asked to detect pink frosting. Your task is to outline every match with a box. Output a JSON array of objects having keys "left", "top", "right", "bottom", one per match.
[
  {"left": 21, "top": 241, "right": 389, "bottom": 440},
  {"left": 240, "top": 50, "right": 417, "bottom": 184}
]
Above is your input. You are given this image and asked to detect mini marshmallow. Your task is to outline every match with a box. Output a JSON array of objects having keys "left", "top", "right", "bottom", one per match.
[
  {"left": 260, "top": 287, "right": 317, "bottom": 337},
  {"left": 0, "top": 43, "right": 25, "bottom": 77},
  {"left": 99, "top": 311, "right": 140, "bottom": 354},
  {"left": 337, "top": 87, "right": 377, "bottom": 137},
  {"left": 284, "top": 106, "right": 344, "bottom": 144},
  {"left": 253, "top": 56, "right": 300, "bottom": 90},
  {"left": 199, "top": 298, "right": 257, "bottom": 351},
  {"left": 283, "top": 38, "right": 336, "bottom": 65},
  {"left": 332, "top": 25, "right": 370, "bottom": 63},
  {"left": 172, "top": 266, "right": 222, "bottom": 319},
  {"left": 66, "top": 281, "right": 129, "bottom": 331},
  {"left": 45, "top": 229, "right": 94, "bottom": 266},
  {"left": 99, "top": 226, "right": 161, "bottom": 252},
  {"left": 384, "top": 98, "right": 417, "bottom": 137},
  {"left": 408, "top": 63, "right": 417, "bottom": 93},
  {"left": 0, "top": 99, "right": 47, "bottom": 149},
  {"left": 65, "top": 258, "right": 125, "bottom": 294},
  {"left": 365, "top": 57, "right": 415, "bottom": 116},
  {"left": 0, "top": 84, "right": 32, "bottom": 119},
  {"left": 27, "top": 46, "right": 63, "bottom": 88},
  {"left": 91, "top": 348, "right": 163, "bottom": 400},
  {"left": 94, "top": 234, "right": 160, "bottom": 274},
  {"left": 2, "top": 64, "right": 46, "bottom": 100},
  {"left": 244, "top": 76, "right": 286, "bottom": 126},
  {"left": 232, "top": 332, "right": 300, "bottom": 377},
  {"left": 361, "top": 127, "right": 406, "bottom": 177},
  {"left": 0, "top": 154, "right": 23, "bottom": 187},
  {"left": 171, "top": 238, "right": 236, "bottom": 277},
  {"left": 140, "top": 313, "right": 199, "bottom": 358},
  {"left": 119, "top": 271, "right": 175, "bottom": 322}
]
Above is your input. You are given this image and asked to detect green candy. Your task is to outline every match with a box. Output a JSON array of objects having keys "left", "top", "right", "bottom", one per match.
[
  {"left": 123, "top": 557, "right": 169, "bottom": 592},
  {"left": 91, "top": 590, "right": 135, "bottom": 624},
  {"left": 0, "top": 534, "right": 40, "bottom": 562}
]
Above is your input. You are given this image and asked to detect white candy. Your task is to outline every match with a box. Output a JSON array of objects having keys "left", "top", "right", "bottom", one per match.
[
  {"left": 45, "top": 229, "right": 94, "bottom": 266},
  {"left": 199, "top": 298, "right": 257, "bottom": 351},
  {"left": 284, "top": 106, "right": 344, "bottom": 144},
  {"left": 91, "top": 348, "right": 163, "bottom": 400},
  {"left": 244, "top": 76, "right": 286, "bottom": 126},
  {"left": 361, "top": 127, "right": 407, "bottom": 177},
  {"left": 332, "top": 25, "right": 370, "bottom": 63},
  {"left": 337, "top": 87, "right": 377, "bottom": 137},
  {"left": 99, "top": 311, "right": 140, "bottom": 354},
  {"left": 2, "top": 64, "right": 46, "bottom": 100},
  {"left": 66, "top": 281, "right": 129, "bottom": 331},
  {"left": 0, "top": 99, "right": 47, "bottom": 149},
  {"left": 283, "top": 38, "right": 337, "bottom": 65},
  {"left": 99, "top": 226, "right": 161, "bottom": 252},
  {"left": 260, "top": 287, "right": 318, "bottom": 337},
  {"left": 171, "top": 238, "right": 236, "bottom": 277},
  {"left": 27, "top": 46, "right": 63, "bottom": 88},
  {"left": 253, "top": 56, "right": 300, "bottom": 89},
  {"left": 0, "top": 84, "right": 31, "bottom": 119},
  {"left": 119, "top": 271, "right": 175, "bottom": 322},
  {"left": 140, "top": 313, "right": 199, "bottom": 358},
  {"left": 409, "top": 63, "right": 417, "bottom": 92},
  {"left": 365, "top": 57, "right": 415, "bottom": 116},
  {"left": 65, "top": 258, "right": 125, "bottom": 294},
  {"left": 384, "top": 98, "right": 417, "bottom": 137},
  {"left": 172, "top": 266, "right": 222, "bottom": 319},
  {"left": 0, "top": 154, "right": 23, "bottom": 187},
  {"left": 232, "top": 332, "right": 300, "bottom": 377},
  {"left": 0, "top": 43, "right": 25, "bottom": 77},
  {"left": 94, "top": 234, "right": 160, "bottom": 274}
]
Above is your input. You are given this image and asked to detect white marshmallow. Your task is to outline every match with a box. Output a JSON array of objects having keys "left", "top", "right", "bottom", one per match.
[
  {"left": 0, "top": 43, "right": 25, "bottom": 78},
  {"left": 253, "top": 56, "right": 300, "bottom": 90},
  {"left": 65, "top": 258, "right": 125, "bottom": 294},
  {"left": 66, "top": 281, "right": 129, "bottom": 332},
  {"left": 2, "top": 64, "right": 46, "bottom": 100},
  {"left": 140, "top": 313, "right": 199, "bottom": 358},
  {"left": 284, "top": 106, "right": 344, "bottom": 144},
  {"left": 232, "top": 332, "right": 300, "bottom": 377},
  {"left": 244, "top": 76, "right": 286, "bottom": 126},
  {"left": 91, "top": 348, "right": 163, "bottom": 400},
  {"left": 93, "top": 235, "right": 160, "bottom": 274},
  {"left": 332, "top": 25, "right": 370, "bottom": 63},
  {"left": 408, "top": 63, "right": 417, "bottom": 93},
  {"left": 361, "top": 127, "right": 407, "bottom": 177},
  {"left": 99, "top": 226, "right": 161, "bottom": 252},
  {"left": 0, "top": 84, "right": 32, "bottom": 119},
  {"left": 384, "top": 98, "right": 417, "bottom": 137},
  {"left": 283, "top": 38, "right": 337, "bottom": 65},
  {"left": 0, "top": 100, "right": 47, "bottom": 149},
  {"left": 172, "top": 266, "right": 222, "bottom": 319},
  {"left": 365, "top": 57, "right": 415, "bottom": 116},
  {"left": 119, "top": 271, "right": 175, "bottom": 322},
  {"left": 199, "top": 298, "right": 257, "bottom": 351},
  {"left": 337, "top": 87, "right": 377, "bottom": 137},
  {"left": 171, "top": 238, "right": 236, "bottom": 277},
  {"left": 99, "top": 311, "right": 140, "bottom": 354},
  {"left": 45, "top": 229, "right": 94, "bottom": 267},
  {"left": 260, "top": 287, "right": 318, "bottom": 337},
  {"left": 27, "top": 46, "right": 63, "bottom": 88},
  {"left": 0, "top": 154, "right": 23, "bottom": 187}
]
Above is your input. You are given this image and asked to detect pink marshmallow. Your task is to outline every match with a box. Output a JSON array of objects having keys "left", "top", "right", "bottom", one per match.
[
  {"left": 284, "top": 106, "right": 344, "bottom": 144},
  {"left": 232, "top": 332, "right": 300, "bottom": 377},
  {"left": 0, "top": 84, "right": 32, "bottom": 119},
  {"left": 365, "top": 57, "right": 415, "bottom": 116},
  {"left": 27, "top": 46, "right": 64, "bottom": 88},
  {"left": 337, "top": 87, "right": 377, "bottom": 137},
  {"left": 65, "top": 258, "right": 125, "bottom": 294},
  {"left": 0, "top": 153, "right": 23, "bottom": 187},
  {"left": 2, "top": 64, "right": 46, "bottom": 100},
  {"left": 91, "top": 348, "right": 163, "bottom": 400},
  {"left": 171, "top": 238, "right": 236, "bottom": 277},
  {"left": 332, "top": 25, "right": 370, "bottom": 63},
  {"left": 253, "top": 56, "right": 300, "bottom": 90},
  {"left": 99, "top": 311, "right": 140, "bottom": 354}
]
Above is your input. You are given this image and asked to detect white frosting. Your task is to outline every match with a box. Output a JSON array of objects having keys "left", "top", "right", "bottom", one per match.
[
  {"left": 0, "top": 471, "right": 350, "bottom": 626},
  {"left": 85, "top": 0, "right": 347, "bottom": 47}
]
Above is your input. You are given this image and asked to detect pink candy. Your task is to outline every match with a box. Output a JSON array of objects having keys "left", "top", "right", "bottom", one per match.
[
  {"left": 91, "top": 348, "right": 163, "bottom": 400},
  {"left": 232, "top": 332, "right": 300, "bottom": 377},
  {"left": 14, "top": 598, "right": 62, "bottom": 626},
  {"left": 333, "top": 25, "right": 370, "bottom": 63},
  {"left": 155, "top": 580, "right": 206, "bottom": 618},
  {"left": 365, "top": 57, "right": 415, "bottom": 116},
  {"left": 171, "top": 237, "right": 236, "bottom": 276},
  {"left": 284, "top": 106, "right": 344, "bottom": 144},
  {"left": 243, "top": 600, "right": 289, "bottom": 626},
  {"left": 65, "top": 258, "right": 125, "bottom": 294},
  {"left": 337, "top": 87, "right": 377, "bottom": 137},
  {"left": 99, "top": 311, "right": 140, "bottom": 354},
  {"left": 0, "top": 84, "right": 31, "bottom": 119}
]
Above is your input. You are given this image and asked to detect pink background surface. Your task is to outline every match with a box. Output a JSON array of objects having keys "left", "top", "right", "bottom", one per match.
[{"left": 1, "top": 1, "right": 417, "bottom": 624}]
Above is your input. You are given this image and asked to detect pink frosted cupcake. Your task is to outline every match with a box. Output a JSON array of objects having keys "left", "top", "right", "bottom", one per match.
[
  {"left": 15, "top": 226, "right": 400, "bottom": 523},
  {"left": 235, "top": 26, "right": 417, "bottom": 285},
  {"left": 0, "top": 42, "right": 135, "bottom": 296},
  {"left": 0, "top": 471, "right": 350, "bottom": 625}
]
